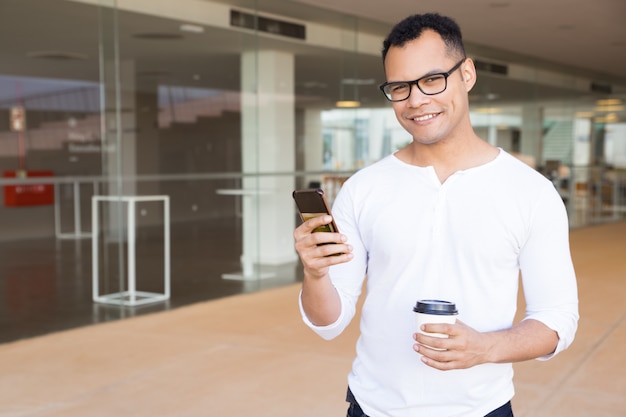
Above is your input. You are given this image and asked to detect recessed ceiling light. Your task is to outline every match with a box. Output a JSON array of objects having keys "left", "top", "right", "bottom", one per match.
[
  {"left": 335, "top": 100, "right": 361, "bottom": 108},
  {"left": 595, "top": 105, "right": 625, "bottom": 112},
  {"left": 180, "top": 24, "right": 204, "bottom": 34},
  {"left": 596, "top": 98, "right": 622, "bottom": 106},
  {"left": 26, "top": 51, "right": 88, "bottom": 61}
]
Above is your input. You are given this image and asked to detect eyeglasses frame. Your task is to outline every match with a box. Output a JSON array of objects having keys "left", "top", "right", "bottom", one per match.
[{"left": 379, "top": 57, "right": 467, "bottom": 102}]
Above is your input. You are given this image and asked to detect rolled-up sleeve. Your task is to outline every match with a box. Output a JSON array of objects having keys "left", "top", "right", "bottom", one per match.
[
  {"left": 520, "top": 186, "right": 579, "bottom": 360},
  {"left": 298, "top": 185, "right": 367, "bottom": 340},
  {"left": 298, "top": 288, "right": 354, "bottom": 340}
]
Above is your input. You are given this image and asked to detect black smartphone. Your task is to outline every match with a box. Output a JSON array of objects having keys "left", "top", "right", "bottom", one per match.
[{"left": 292, "top": 188, "right": 339, "bottom": 233}]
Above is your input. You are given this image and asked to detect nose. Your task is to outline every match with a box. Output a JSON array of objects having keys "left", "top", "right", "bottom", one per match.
[{"left": 406, "top": 83, "right": 430, "bottom": 106}]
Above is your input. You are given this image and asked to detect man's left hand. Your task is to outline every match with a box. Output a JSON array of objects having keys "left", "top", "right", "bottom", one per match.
[{"left": 413, "top": 320, "right": 495, "bottom": 370}]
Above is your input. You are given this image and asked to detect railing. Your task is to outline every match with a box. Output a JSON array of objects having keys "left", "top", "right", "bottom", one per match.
[
  {"left": 0, "top": 170, "right": 354, "bottom": 237},
  {"left": 0, "top": 166, "right": 623, "bottom": 240},
  {"left": 545, "top": 165, "right": 626, "bottom": 228}
]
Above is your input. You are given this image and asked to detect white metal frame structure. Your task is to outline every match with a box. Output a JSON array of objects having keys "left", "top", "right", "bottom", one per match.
[
  {"left": 54, "top": 181, "right": 98, "bottom": 239},
  {"left": 91, "top": 195, "right": 170, "bottom": 306}
]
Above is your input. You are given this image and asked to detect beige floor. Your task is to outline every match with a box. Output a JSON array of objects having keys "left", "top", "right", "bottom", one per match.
[{"left": 1, "top": 222, "right": 625, "bottom": 417}]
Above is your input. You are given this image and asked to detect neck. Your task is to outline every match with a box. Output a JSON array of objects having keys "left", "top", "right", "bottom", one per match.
[{"left": 397, "top": 134, "right": 498, "bottom": 183}]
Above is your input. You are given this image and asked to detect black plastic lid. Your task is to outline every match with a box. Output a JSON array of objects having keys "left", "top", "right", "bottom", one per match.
[{"left": 413, "top": 299, "right": 458, "bottom": 315}]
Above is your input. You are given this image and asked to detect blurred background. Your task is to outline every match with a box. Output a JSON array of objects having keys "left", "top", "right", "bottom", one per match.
[{"left": 0, "top": 0, "right": 624, "bottom": 343}]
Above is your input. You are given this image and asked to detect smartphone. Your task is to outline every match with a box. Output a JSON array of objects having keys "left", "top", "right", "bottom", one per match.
[{"left": 292, "top": 188, "right": 339, "bottom": 233}]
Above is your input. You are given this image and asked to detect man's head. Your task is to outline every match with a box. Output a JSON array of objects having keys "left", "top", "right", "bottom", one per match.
[
  {"left": 379, "top": 13, "right": 476, "bottom": 146},
  {"left": 382, "top": 13, "right": 466, "bottom": 63}
]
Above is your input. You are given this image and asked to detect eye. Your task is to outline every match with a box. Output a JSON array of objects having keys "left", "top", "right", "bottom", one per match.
[
  {"left": 390, "top": 83, "right": 409, "bottom": 93},
  {"left": 422, "top": 74, "right": 445, "bottom": 84}
]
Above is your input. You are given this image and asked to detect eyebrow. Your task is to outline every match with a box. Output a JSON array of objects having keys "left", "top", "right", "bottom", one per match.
[{"left": 387, "top": 68, "right": 446, "bottom": 83}]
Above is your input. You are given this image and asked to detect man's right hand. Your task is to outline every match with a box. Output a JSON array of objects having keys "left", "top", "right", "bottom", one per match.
[
  {"left": 293, "top": 215, "right": 353, "bottom": 280},
  {"left": 295, "top": 214, "right": 352, "bottom": 326}
]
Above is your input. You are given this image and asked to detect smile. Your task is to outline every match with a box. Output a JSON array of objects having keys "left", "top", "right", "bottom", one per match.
[{"left": 412, "top": 113, "right": 439, "bottom": 122}]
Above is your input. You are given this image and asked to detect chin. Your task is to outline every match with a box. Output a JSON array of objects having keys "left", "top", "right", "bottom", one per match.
[{"left": 412, "top": 136, "right": 443, "bottom": 146}]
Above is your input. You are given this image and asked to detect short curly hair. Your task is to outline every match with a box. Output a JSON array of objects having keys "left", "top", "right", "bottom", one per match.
[{"left": 382, "top": 13, "right": 466, "bottom": 62}]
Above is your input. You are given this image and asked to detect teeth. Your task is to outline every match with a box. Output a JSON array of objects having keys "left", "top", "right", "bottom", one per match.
[{"left": 413, "top": 114, "right": 436, "bottom": 122}]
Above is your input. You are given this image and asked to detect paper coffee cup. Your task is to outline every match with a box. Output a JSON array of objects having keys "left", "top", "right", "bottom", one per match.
[{"left": 413, "top": 300, "right": 458, "bottom": 349}]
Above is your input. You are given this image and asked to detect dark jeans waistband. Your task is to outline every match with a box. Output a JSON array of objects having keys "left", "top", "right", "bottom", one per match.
[{"left": 346, "top": 387, "right": 513, "bottom": 417}]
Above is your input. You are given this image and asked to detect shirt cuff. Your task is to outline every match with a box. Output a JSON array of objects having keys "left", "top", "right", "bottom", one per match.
[{"left": 298, "top": 289, "right": 347, "bottom": 340}]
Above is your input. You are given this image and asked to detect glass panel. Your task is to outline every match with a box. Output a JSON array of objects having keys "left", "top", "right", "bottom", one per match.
[
  {"left": 0, "top": 0, "right": 106, "bottom": 340},
  {"left": 1, "top": 0, "right": 625, "bottom": 342}
]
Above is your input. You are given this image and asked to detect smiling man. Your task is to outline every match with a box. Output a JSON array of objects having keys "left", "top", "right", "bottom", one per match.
[{"left": 293, "top": 13, "right": 579, "bottom": 417}]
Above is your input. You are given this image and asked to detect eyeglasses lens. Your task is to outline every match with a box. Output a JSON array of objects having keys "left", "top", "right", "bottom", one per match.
[{"left": 383, "top": 75, "right": 447, "bottom": 101}]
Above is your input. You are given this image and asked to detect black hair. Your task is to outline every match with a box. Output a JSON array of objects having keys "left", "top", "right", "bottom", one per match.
[{"left": 381, "top": 13, "right": 466, "bottom": 62}]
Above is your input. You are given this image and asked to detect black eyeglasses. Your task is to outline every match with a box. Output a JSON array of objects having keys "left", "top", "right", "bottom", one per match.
[{"left": 379, "top": 58, "right": 466, "bottom": 102}]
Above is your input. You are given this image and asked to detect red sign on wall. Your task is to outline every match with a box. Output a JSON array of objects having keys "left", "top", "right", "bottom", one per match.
[{"left": 3, "top": 170, "right": 54, "bottom": 207}]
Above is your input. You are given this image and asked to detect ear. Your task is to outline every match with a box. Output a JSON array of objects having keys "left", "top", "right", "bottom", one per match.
[{"left": 461, "top": 58, "right": 477, "bottom": 92}]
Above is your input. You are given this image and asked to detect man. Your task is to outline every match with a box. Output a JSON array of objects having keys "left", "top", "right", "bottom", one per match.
[{"left": 293, "top": 13, "right": 578, "bottom": 417}]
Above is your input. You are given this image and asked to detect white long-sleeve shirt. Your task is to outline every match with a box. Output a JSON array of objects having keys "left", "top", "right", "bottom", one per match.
[{"left": 300, "top": 149, "right": 578, "bottom": 417}]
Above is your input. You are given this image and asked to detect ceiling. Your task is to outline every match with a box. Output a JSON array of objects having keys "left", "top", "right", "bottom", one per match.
[
  {"left": 289, "top": 0, "right": 626, "bottom": 81},
  {"left": 0, "top": 0, "right": 624, "bottom": 116}
]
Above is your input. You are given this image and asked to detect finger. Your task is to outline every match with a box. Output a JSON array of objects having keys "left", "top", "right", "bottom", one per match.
[
  {"left": 306, "top": 251, "right": 353, "bottom": 269},
  {"left": 415, "top": 333, "right": 450, "bottom": 352},
  {"left": 317, "top": 242, "right": 353, "bottom": 258},
  {"left": 414, "top": 342, "right": 465, "bottom": 369},
  {"left": 306, "top": 242, "right": 353, "bottom": 264},
  {"left": 297, "top": 215, "right": 333, "bottom": 235},
  {"left": 301, "top": 248, "right": 352, "bottom": 280},
  {"left": 308, "top": 230, "right": 343, "bottom": 245},
  {"left": 294, "top": 219, "right": 323, "bottom": 242},
  {"left": 421, "top": 322, "right": 456, "bottom": 337},
  {"left": 419, "top": 351, "right": 458, "bottom": 371},
  {"left": 295, "top": 217, "right": 344, "bottom": 245},
  {"left": 295, "top": 230, "right": 348, "bottom": 254},
  {"left": 298, "top": 238, "right": 352, "bottom": 261}
]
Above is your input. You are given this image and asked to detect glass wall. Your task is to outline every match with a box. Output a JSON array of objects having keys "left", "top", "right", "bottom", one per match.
[{"left": 0, "top": 0, "right": 625, "bottom": 341}]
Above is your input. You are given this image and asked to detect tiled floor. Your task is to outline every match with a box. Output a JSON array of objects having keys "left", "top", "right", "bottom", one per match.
[
  {"left": 512, "top": 222, "right": 626, "bottom": 416},
  {"left": 0, "top": 221, "right": 624, "bottom": 416},
  {"left": 0, "top": 220, "right": 302, "bottom": 344}
]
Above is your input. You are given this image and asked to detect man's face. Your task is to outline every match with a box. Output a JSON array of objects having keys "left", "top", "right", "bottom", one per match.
[{"left": 383, "top": 30, "right": 474, "bottom": 146}]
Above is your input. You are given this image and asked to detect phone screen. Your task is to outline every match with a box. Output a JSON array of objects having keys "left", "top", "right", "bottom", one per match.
[
  {"left": 301, "top": 213, "right": 335, "bottom": 233},
  {"left": 292, "top": 189, "right": 338, "bottom": 233}
]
